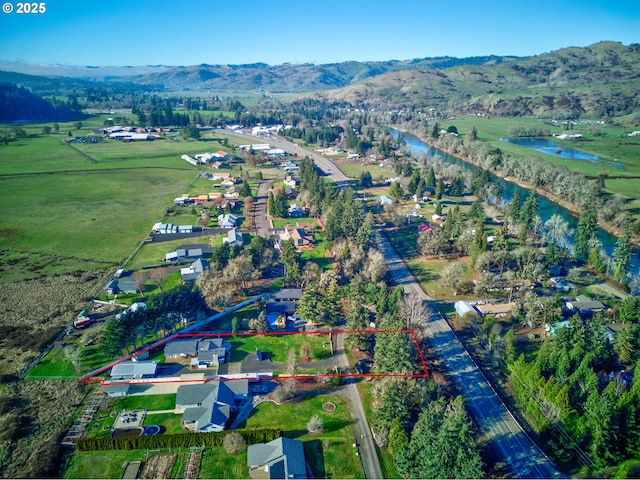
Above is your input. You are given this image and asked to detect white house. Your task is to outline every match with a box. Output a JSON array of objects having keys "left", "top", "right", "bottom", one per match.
[
  {"left": 223, "top": 228, "right": 244, "bottom": 247},
  {"left": 218, "top": 214, "right": 239, "bottom": 228}
]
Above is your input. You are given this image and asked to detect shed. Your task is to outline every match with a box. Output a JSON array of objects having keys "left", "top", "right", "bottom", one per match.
[{"left": 454, "top": 301, "right": 477, "bottom": 317}]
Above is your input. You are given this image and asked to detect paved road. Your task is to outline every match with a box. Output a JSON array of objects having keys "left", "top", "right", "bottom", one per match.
[
  {"left": 376, "top": 233, "right": 558, "bottom": 479},
  {"left": 220, "top": 129, "right": 352, "bottom": 187},
  {"left": 333, "top": 332, "right": 384, "bottom": 480},
  {"left": 254, "top": 180, "right": 272, "bottom": 238}
]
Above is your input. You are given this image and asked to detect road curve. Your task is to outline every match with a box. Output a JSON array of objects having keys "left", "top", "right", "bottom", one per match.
[{"left": 376, "top": 233, "right": 558, "bottom": 479}]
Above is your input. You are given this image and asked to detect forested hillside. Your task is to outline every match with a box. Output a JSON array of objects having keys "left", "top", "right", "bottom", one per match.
[
  {"left": 312, "top": 41, "right": 640, "bottom": 117},
  {"left": 0, "top": 83, "right": 83, "bottom": 122}
]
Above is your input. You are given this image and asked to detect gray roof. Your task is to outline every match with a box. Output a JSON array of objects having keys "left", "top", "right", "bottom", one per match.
[
  {"left": 247, "top": 437, "right": 306, "bottom": 479},
  {"left": 275, "top": 289, "right": 303, "bottom": 301},
  {"left": 177, "top": 380, "right": 248, "bottom": 431},
  {"left": 165, "top": 339, "right": 199, "bottom": 357},
  {"left": 110, "top": 361, "right": 157, "bottom": 378}
]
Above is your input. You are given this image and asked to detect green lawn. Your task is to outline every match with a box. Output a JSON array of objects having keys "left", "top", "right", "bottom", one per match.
[
  {"left": 25, "top": 346, "right": 78, "bottom": 379},
  {"left": 63, "top": 449, "right": 147, "bottom": 479},
  {"left": 240, "top": 394, "right": 363, "bottom": 478},
  {"left": 0, "top": 124, "right": 211, "bottom": 282},
  {"left": 111, "top": 394, "right": 177, "bottom": 411},
  {"left": 228, "top": 333, "right": 333, "bottom": 364}
]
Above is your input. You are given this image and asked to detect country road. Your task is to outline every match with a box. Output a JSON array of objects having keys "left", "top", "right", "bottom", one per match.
[
  {"left": 376, "top": 233, "right": 559, "bottom": 479},
  {"left": 220, "top": 127, "right": 558, "bottom": 478}
]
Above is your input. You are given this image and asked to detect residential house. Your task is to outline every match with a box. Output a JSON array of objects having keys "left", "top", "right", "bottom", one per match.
[
  {"left": 283, "top": 176, "right": 299, "bottom": 188},
  {"left": 110, "top": 361, "right": 158, "bottom": 380},
  {"left": 218, "top": 213, "right": 239, "bottom": 228},
  {"left": 212, "top": 150, "right": 229, "bottom": 160},
  {"left": 180, "top": 258, "right": 210, "bottom": 282},
  {"left": 164, "top": 337, "right": 230, "bottom": 367},
  {"left": 176, "top": 381, "right": 248, "bottom": 432},
  {"left": 417, "top": 223, "right": 433, "bottom": 234},
  {"left": 223, "top": 228, "right": 244, "bottom": 247},
  {"left": 275, "top": 289, "right": 303, "bottom": 302},
  {"left": 288, "top": 204, "right": 305, "bottom": 218},
  {"left": 224, "top": 186, "right": 240, "bottom": 199},
  {"left": 281, "top": 161, "right": 299, "bottom": 172},
  {"left": 378, "top": 195, "right": 393, "bottom": 205},
  {"left": 475, "top": 302, "right": 515, "bottom": 318},
  {"left": 282, "top": 227, "right": 312, "bottom": 247},
  {"left": 565, "top": 295, "right": 606, "bottom": 316},
  {"left": 211, "top": 161, "right": 224, "bottom": 170},
  {"left": 115, "top": 279, "right": 138, "bottom": 294},
  {"left": 247, "top": 436, "right": 307, "bottom": 480}
]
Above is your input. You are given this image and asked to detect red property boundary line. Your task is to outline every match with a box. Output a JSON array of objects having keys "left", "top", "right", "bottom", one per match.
[{"left": 80, "top": 329, "right": 429, "bottom": 384}]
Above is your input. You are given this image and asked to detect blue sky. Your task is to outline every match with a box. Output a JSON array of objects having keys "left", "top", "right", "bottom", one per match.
[{"left": 0, "top": 0, "right": 638, "bottom": 66}]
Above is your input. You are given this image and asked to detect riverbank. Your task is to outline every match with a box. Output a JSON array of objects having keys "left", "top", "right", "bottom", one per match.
[{"left": 391, "top": 125, "right": 636, "bottom": 244}]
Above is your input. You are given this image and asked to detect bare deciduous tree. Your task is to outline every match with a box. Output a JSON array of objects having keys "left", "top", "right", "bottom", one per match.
[
  {"left": 223, "top": 432, "right": 246, "bottom": 455},
  {"left": 149, "top": 267, "right": 169, "bottom": 292},
  {"left": 440, "top": 262, "right": 466, "bottom": 296},
  {"left": 307, "top": 414, "right": 324, "bottom": 433},
  {"left": 131, "top": 270, "right": 150, "bottom": 297}
]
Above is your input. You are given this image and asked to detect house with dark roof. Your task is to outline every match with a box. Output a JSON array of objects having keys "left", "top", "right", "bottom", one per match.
[
  {"left": 274, "top": 289, "right": 303, "bottom": 302},
  {"left": 565, "top": 295, "right": 606, "bottom": 316},
  {"left": 176, "top": 380, "right": 248, "bottom": 432},
  {"left": 247, "top": 436, "right": 307, "bottom": 479},
  {"left": 164, "top": 338, "right": 230, "bottom": 367}
]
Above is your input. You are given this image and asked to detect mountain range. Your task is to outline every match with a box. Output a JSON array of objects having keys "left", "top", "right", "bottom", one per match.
[{"left": 1, "top": 40, "right": 639, "bottom": 118}]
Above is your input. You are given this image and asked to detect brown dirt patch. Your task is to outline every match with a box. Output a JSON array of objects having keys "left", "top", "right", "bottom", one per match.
[{"left": 141, "top": 454, "right": 177, "bottom": 479}]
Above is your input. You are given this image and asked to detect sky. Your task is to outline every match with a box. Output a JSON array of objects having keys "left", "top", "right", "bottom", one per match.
[{"left": 0, "top": 0, "right": 638, "bottom": 67}]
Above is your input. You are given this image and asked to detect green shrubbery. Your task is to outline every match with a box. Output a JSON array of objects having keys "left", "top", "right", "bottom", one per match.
[{"left": 76, "top": 428, "right": 282, "bottom": 451}]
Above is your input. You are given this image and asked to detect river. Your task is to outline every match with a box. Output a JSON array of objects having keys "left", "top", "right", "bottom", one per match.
[{"left": 388, "top": 128, "right": 640, "bottom": 278}]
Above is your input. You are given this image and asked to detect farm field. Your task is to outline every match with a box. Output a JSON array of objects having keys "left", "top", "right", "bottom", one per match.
[
  {"left": 436, "top": 116, "right": 640, "bottom": 213},
  {"left": 0, "top": 121, "right": 227, "bottom": 283}
]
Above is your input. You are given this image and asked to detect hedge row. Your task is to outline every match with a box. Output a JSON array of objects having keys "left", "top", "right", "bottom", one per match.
[{"left": 75, "top": 428, "right": 283, "bottom": 451}]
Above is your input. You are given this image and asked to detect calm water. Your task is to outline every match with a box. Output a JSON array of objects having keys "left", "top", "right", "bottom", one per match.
[
  {"left": 389, "top": 128, "right": 639, "bottom": 276},
  {"left": 499, "top": 137, "right": 623, "bottom": 170}
]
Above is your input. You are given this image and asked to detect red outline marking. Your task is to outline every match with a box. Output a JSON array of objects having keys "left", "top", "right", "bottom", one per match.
[{"left": 80, "top": 330, "right": 429, "bottom": 384}]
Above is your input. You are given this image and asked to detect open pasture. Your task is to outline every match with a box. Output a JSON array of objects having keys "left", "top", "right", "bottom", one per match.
[{"left": 0, "top": 123, "right": 223, "bottom": 281}]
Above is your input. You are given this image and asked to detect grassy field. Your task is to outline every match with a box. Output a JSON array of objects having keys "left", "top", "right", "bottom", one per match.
[
  {"left": 228, "top": 332, "right": 333, "bottom": 364},
  {"left": 436, "top": 115, "right": 640, "bottom": 213},
  {"left": 0, "top": 120, "right": 224, "bottom": 283}
]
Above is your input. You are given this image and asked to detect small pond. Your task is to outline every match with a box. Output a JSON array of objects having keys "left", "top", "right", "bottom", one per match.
[{"left": 499, "top": 137, "right": 622, "bottom": 169}]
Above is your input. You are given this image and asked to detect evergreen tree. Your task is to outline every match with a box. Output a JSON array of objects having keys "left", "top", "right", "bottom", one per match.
[
  {"left": 407, "top": 170, "right": 421, "bottom": 194},
  {"left": 426, "top": 167, "right": 436, "bottom": 188},
  {"left": 389, "top": 181, "right": 404, "bottom": 199},
  {"left": 506, "top": 189, "right": 521, "bottom": 222},
  {"left": 612, "top": 222, "right": 633, "bottom": 285},
  {"left": 321, "top": 280, "right": 342, "bottom": 325},
  {"left": 395, "top": 396, "right": 483, "bottom": 479},
  {"left": 435, "top": 178, "right": 443, "bottom": 200},
  {"left": 574, "top": 200, "right": 598, "bottom": 261}
]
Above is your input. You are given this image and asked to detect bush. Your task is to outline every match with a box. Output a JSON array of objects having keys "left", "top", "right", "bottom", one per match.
[{"left": 223, "top": 432, "right": 246, "bottom": 455}]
